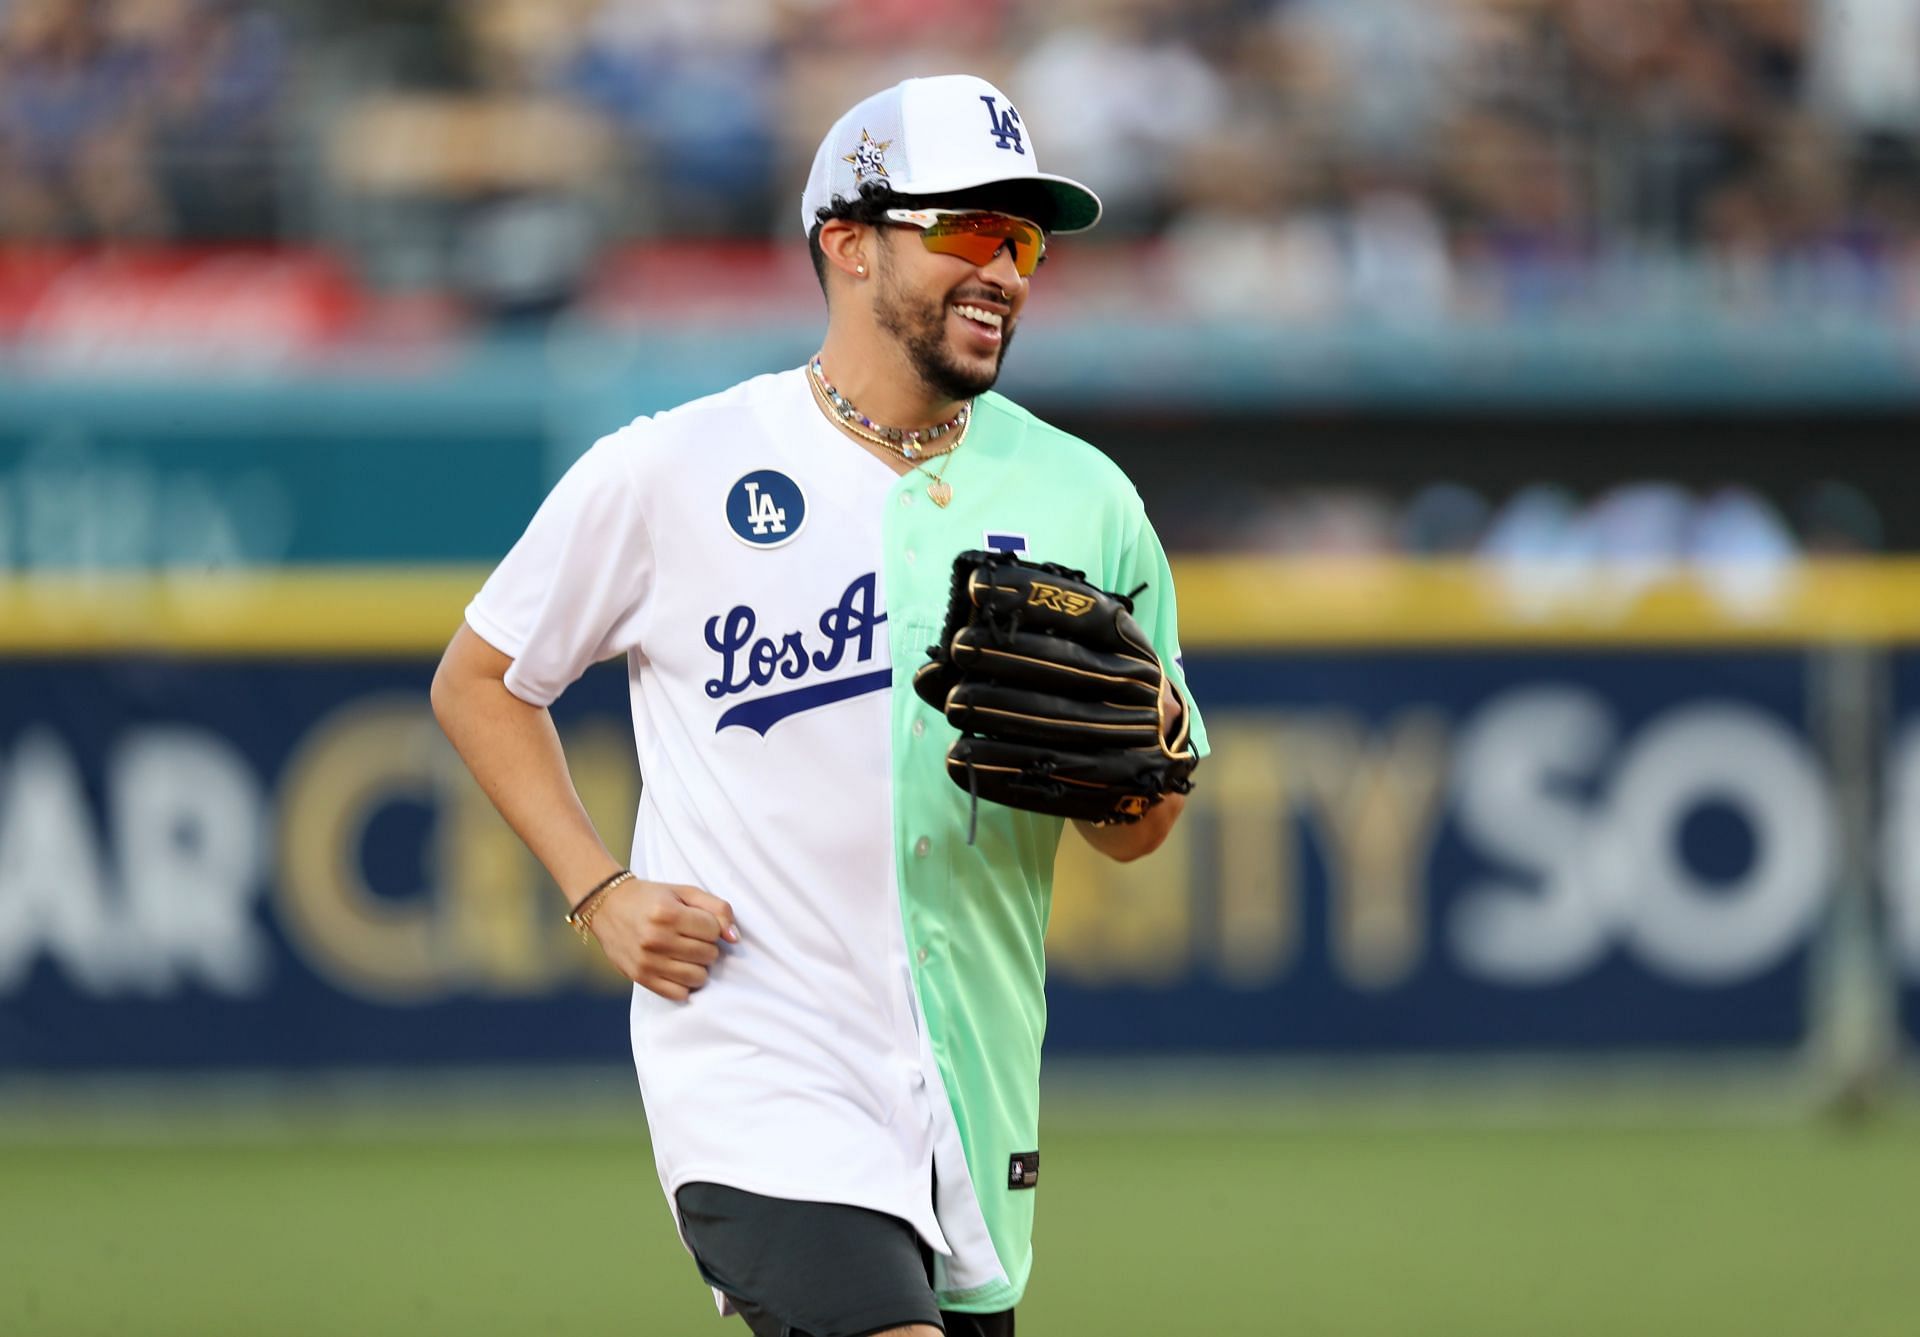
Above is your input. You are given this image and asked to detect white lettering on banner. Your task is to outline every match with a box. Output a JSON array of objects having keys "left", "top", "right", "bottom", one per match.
[
  {"left": 0, "top": 729, "right": 136, "bottom": 992},
  {"left": 1450, "top": 688, "right": 1620, "bottom": 983},
  {"left": 1606, "top": 707, "right": 1833, "bottom": 983},
  {"left": 0, "top": 727, "right": 269, "bottom": 997},
  {"left": 1451, "top": 689, "right": 1835, "bottom": 986},
  {"left": 1880, "top": 724, "right": 1920, "bottom": 977},
  {"left": 111, "top": 729, "right": 270, "bottom": 994}
]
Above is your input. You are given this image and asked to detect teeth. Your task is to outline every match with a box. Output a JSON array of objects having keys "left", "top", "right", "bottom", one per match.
[{"left": 952, "top": 304, "right": 1003, "bottom": 329}]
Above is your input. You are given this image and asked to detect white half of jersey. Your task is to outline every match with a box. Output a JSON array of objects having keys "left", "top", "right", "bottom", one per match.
[{"left": 464, "top": 369, "right": 1006, "bottom": 1310}]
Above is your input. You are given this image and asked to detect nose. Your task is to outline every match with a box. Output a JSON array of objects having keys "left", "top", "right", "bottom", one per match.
[{"left": 978, "top": 242, "right": 1027, "bottom": 292}]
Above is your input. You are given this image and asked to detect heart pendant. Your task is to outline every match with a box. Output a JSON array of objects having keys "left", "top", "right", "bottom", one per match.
[{"left": 927, "top": 480, "right": 952, "bottom": 508}]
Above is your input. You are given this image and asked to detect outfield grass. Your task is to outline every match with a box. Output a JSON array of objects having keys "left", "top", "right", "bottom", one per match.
[{"left": 4, "top": 1102, "right": 1917, "bottom": 1336}]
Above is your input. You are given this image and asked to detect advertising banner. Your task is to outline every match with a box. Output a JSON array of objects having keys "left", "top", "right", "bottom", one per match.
[
  {"left": 1051, "top": 651, "right": 1826, "bottom": 1053},
  {"left": 0, "top": 648, "right": 1842, "bottom": 1070}
]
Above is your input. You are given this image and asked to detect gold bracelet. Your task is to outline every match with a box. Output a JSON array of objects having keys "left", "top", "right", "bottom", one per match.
[{"left": 565, "top": 870, "right": 635, "bottom": 943}]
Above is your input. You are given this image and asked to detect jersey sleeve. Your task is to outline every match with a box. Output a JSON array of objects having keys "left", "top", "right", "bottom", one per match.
[
  {"left": 464, "top": 429, "right": 653, "bottom": 708},
  {"left": 1112, "top": 492, "right": 1210, "bottom": 760}
]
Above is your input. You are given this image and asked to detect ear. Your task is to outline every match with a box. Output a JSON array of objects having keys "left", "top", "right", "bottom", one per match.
[{"left": 817, "top": 218, "right": 872, "bottom": 283}]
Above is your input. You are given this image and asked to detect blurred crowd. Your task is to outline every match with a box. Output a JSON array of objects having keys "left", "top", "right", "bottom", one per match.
[
  {"left": 3, "top": 0, "right": 1918, "bottom": 320},
  {"left": 1161, "top": 476, "right": 1884, "bottom": 563},
  {"left": 0, "top": 0, "right": 285, "bottom": 240},
  {"left": 2, "top": 0, "right": 1911, "bottom": 562}
]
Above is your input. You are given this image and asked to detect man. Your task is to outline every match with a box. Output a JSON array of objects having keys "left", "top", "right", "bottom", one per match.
[{"left": 431, "top": 74, "right": 1208, "bottom": 1337}]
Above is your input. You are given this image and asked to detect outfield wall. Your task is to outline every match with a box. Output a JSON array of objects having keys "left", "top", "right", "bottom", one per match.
[
  {"left": 4, "top": 562, "right": 1917, "bottom": 1070},
  {"left": 5, "top": 352, "right": 1917, "bottom": 1072}
]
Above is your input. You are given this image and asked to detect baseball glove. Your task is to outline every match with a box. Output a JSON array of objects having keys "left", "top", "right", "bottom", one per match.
[{"left": 913, "top": 550, "right": 1199, "bottom": 830}]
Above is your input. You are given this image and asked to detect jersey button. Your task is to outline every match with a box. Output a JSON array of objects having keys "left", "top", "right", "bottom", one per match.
[
  {"left": 912, "top": 718, "right": 926, "bottom": 738},
  {"left": 917, "top": 947, "right": 931, "bottom": 964},
  {"left": 914, "top": 836, "right": 931, "bottom": 858},
  {"left": 899, "top": 492, "right": 914, "bottom": 507},
  {"left": 905, "top": 548, "right": 916, "bottom": 563}
]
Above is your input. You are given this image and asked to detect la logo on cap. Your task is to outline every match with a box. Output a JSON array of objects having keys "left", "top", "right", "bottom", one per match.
[
  {"left": 979, "top": 95, "right": 1024, "bottom": 155},
  {"left": 800, "top": 75, "right": 1104, "bottom": 236}
]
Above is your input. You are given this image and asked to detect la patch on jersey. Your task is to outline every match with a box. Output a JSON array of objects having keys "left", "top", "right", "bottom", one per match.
[{"left": 727, "top": 469, "right": 808, "bottom": 548}]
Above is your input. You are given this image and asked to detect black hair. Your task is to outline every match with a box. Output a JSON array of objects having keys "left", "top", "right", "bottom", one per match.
[
  {"left": 807, "top": 179, "right": 1061, "bottom": 297},
  {"left": 808, "top": 182, "right": 908, "bottom": 294}
]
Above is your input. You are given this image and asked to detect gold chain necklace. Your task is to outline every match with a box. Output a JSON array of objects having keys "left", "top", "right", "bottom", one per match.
[
  {"left": 916, "top": 442, "right": 960, "bottom": 509},
  {"left": 806, "top": 359, "right": 969, "bottom": 507},
  {"left": 809, "top": 355, "right": 969, "bottom": 458}
]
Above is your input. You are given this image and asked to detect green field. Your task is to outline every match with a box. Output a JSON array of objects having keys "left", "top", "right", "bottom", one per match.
[{"left": 5, "top": 1094, "right": 1917, "bottom": 1337}]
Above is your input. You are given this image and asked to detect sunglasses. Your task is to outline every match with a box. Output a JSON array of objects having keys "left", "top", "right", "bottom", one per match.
[{"left": 883, "top": 208, "right": 1048, "bottom": 277}]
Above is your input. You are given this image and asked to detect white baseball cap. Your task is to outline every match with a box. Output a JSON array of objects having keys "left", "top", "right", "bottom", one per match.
[{"left": 801, "top": 75, "right": 1102, "bottom": 236}]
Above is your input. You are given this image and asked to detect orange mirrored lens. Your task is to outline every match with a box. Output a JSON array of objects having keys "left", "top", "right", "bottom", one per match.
[{"left": 916, "top": 215, "right": 1045, "bottom": 276}]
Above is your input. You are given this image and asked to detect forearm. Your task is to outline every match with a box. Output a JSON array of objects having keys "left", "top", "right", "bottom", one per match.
[
  {"left": 1074, "top": 680, "right": 1189, "bottom": 862},
  {"left": 431, "top": 629, "right": 622, "bottom": 902}
]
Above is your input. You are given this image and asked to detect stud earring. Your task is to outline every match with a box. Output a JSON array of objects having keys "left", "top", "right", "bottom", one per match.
[{"left": 856, "top": 265, "right": 866, "bottom": 275}]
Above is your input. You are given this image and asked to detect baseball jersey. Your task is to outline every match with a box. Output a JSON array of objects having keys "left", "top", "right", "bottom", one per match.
[{"left": 465, "top": 366, "right": 1209, "bottom": 1313}]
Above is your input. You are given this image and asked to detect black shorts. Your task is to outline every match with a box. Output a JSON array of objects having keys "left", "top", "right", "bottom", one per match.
[{"left": 677, "top": 1182, "right": 1015, "bottom": 1337}]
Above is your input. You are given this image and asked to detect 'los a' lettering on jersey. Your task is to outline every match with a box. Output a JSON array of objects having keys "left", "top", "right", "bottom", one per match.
[{"left": 466, "top": 367, "right": 1209, "bottom": 1314}]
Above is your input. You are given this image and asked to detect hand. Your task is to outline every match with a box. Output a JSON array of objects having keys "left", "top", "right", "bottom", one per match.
[
  {"left": 589, "top": 878, "right": 739, "bottom": 1002},
  {"left": 1159, "top": 678, "right": 1184, "bottom": 740}
]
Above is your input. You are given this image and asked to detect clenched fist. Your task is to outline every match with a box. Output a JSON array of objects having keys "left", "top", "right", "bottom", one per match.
[{"left": 588, "top": 879, "right": 739, "bottom": 1002}]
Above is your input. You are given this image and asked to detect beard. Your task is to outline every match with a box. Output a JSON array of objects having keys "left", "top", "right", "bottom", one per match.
[{"left": 873, "top": 271, "right": 1015, "bottom": 402}]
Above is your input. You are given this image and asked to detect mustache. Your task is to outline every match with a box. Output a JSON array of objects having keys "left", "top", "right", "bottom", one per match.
[{"left": 947, "top": 285, "right": 1011, "bottom": 309}]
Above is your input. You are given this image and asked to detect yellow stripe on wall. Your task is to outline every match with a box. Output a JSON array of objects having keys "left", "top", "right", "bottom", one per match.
[
  {"left": 0, "top": 568, "right": 484, "bottom": 657},
  {"left": 6, "top": 559, "right": 1920, "bottom": 655},
  {"left": 1174, "top": 558, "right": 1920, "bottom": 648}
]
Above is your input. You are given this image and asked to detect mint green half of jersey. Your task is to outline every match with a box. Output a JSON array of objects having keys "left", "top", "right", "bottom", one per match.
[{"left": 883, "top": 393, "right": 1211, "bottom": 1311}]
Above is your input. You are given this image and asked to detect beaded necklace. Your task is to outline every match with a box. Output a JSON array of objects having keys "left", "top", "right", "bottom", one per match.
[
  {"left": 808, "top": 356, "right": 970, "bottom": 456},
  {"left": 807, "top": 355, "right": 969, "bottom": 507}
]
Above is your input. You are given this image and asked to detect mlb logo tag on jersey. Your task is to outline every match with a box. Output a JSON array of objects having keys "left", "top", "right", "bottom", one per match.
[
  {"left": 979, "top": 96, "right": 1025, "bottom": 154},
  {"left": 1007, "top": 1151, "right": 1039, "bottom": 1189},
  {"left": 727, "top": 470, "right": 807, "bottom": 548}
]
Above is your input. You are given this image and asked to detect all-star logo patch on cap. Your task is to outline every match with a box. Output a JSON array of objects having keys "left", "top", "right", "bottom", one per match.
[{"left": 801, "top": 75, "right": 1103, "bottom": 236}]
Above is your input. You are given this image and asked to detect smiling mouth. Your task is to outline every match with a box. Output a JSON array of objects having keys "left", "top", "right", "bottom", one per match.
[{"left": 952, "top": 303, "right": 1005, "bottom": 339}]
